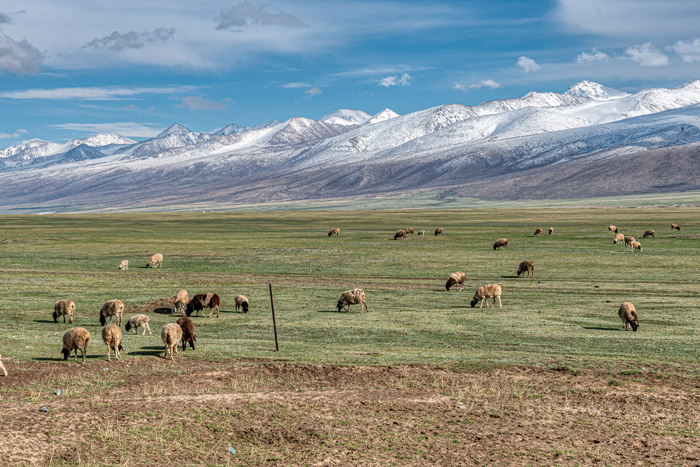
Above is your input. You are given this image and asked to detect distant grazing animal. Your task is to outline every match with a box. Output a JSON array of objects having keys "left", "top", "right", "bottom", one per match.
[
  {"left": 394, "top": 229, "right": 407, "bottom": 240},
  {"left": 118, "top": 260, "right": 129, "bottom": 270},
  {"left": 613, "top": 233, "right": 625, "bottom": 244},
  {"left": 549, "top": 227, "right": 554, "bottom": 235},
  {"left": 470, "top": 284, "right": 502, "bottom": 309},
  {"left": 125, "top": 314, "right": 152, "bottom": 335},
  {"left": 101, "top": 324, "right": 123, "bottom": 361},
  {"left": 435, "top": 228, "right": 444, "bottom": 236},
  {"left": 146, "top": 253, "right": 163, "bottom": 268},
  {"left": 534, "top": 228, "right": 543, "bottom": 236},
  {"left": 328, "top": 228, "right": 340, "bottom": 237},
  {"left": 608, "top": 225, "right": 618, "bottom": 233},
  {"left": 642, "top": 229, "right": 655, "bottom": 238},
  {"left": 235, "top": 294, "right": 249, "bottom": 313},
  {"left": 618, "top": 302, "right": 639, "bottom": 332},
  {"left": 417, "top": 230, "right": 425, "bottom": 235},
  {"left": 623, "top": 236, "right": 635, "bottom": 247},
  {"left": 516, "top": 260, "right": 535, "bottom": 278},
  {"left": 629, "top": 241, "right": 642, "bottom": 252},
  {"left": 53, "top": 299, "right": 75, "bottom": 324},
  {"left": 493, "top": 238, "right": 508, "bottom": 250},
  {"left": 671, "top": 223, "right": 680, "bottom": 231},
  {"left": 176, "top": 317, "right": 196, "bottom": 351},
  {"left": 405, "top": 228, "right": 414, "bottom": 234},
  {"left": 62, "top": 327, "right": 91, "bottom": 363},
  {"left": 337, "top": 288, "right": 369, "bottom": 313},
  {"left": 171, "top": 289, "right": 189, "bottom": 315},
  {"left": 445, "top": 272, "right": 466, "bottom": 291},
  {"left": 161, "top": 323, "right": 183, "bottom": 359},
  {"left": 186, "top": 293, "right": 221, "bottom": 318},
  {"left": 99, "top": 299, "right": 124, "bottom": 326},
  {"left": 0, "top": 354, "right": 7, "bottom": 377}
]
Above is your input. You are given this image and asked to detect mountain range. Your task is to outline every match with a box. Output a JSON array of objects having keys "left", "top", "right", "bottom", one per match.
[{"left": 2, "top": 80, "right": 700, "bottom": 211}]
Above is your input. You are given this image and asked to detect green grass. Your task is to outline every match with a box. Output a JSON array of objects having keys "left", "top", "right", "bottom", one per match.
[{"left": 0, "top": 208, "right": 698, "bottom": 372}]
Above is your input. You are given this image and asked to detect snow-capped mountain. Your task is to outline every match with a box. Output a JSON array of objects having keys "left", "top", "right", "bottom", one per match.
[{"left": 2, "top": 80, "right": 700, "bottom": 211}]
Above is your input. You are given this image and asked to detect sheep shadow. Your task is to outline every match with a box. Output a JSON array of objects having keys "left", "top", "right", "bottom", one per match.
[
  {"left": 317, "top": 309, "right": 353, "bottom": 313},
  {"left": 33, "top": 355, "right": 103, "bottom": 362},
  {"left": 500, "top": 275, "right": 520, "bottom": 279},
  {"left": 582, "top": 326, "right": 619, "bottom": 331},
  {"left": 127, "top": 347, "right": 163, "bottom": 356},
  {"left": 34, "top": 319, "right": 59, "bottom": 324},
  {"left": 152, "top": 307, "right": 174, "bottom": 315}
]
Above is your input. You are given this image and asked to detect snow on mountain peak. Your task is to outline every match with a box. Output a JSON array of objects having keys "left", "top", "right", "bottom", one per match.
[
  {"left": 565, "top": 81, "right": 629, "bottom": 101},
  {"left": 157, "top": 123, "right": 192, "bottom": 137},
  {"left": 366, "top": 109, "right": 400, "bottom": 125},
  {"left": 320, "top": 109, "right": 372, "bottom": 126}
]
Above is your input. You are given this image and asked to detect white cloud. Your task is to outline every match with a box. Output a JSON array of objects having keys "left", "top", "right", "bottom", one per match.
[
  {"left": 304, "top": 87, "right": 322, "bottom": 97},
  {"left": 453, "top": 79, "right": 501, "bottom": 91},
  {"left": 625, "top": 42, "right": 669, "bottom": 66},
  {"left": 0, "top": 129, "right": 27, "bottom": 139},
  {"left": 176, "top": 96, "right": 233, "bottom": 111},
  {"left": 0, "top": 31, "right": 42, "bottom": 74},
  {"left": 50, "top": 122, "right": 162, "bottom": 138},
  {"left": 670, "top": 38, "right": 700, "bottom": 63},
  {"left": 216, "top": 2, "right": 307, "bottom": 32},
  {"left": 517, "top": 56, "right": 541, "bottom": 72},
  {"left": 0, "top": 85, "right": 195, "bottom": 100},
  {"left": 83, "top": 27, "right": 176, "bottom": 51},
  {"left": 378, "top": 73, "right": 412, "bottom": 87},
  {"left": 282, "top": 82, "right": 311, "bottom": 88},
  {"left": 576, "top": 48, "right": 610, "bottom": 63}
]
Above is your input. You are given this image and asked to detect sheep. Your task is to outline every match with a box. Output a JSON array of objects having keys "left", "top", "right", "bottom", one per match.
[
  {"left": 608, "top": 225, "right": 618, "bottom": 233},
  {"left": 642, "top": 229, "right": 655, "bottom": 239},
  {"left": 328, "top": 228, "right": 340, "bottom": 237},
  {"left": 101, "top": 324, "right": 123, "bottom": 361},
  {"left": 186, "top": 293, "right": 221, "bottom": 318},
  {"left": 118, "top": 260, "right": 129, "bottom": 270},
  {"left": 53, "top": 299, "right": 75, "bottom": 324},
  {"left": 405, "top": 227, "right": 414, "bottom": 234},
  {"left": 629, "top": 241, "right": 642, "bottom": 252},
  {"left": 493, "top": 238, "right": 508, "bottom": 250},
  {"left": 336, "top": 288, "right": 369, "bottom": 313},
  {"left": 516, "top": 260, "right": 535, "bottom": 278},
  {"left": 470, "top": 284, "right": 502, "bottom": 308},
  {"left": 417, "top": 230, "right": 425, "bottom": 235},
  {"left": 445, "top": 272, "right": 467, "bottom": 291},
  {"left": 0, "top": 354, "right": 7, "bottom": 377},
  {"left": 435, "top": 228, "right": 444, "bottom": 236},
  {"left": 671, "top": 223, "right": 680, "bottom": 231},
  {"left": 394, "top": 229, "right": 407, "bottom": 240},
  {"left": 161, "top": 323, "right": 183, "bottom": 359},
  {"left": 549, "top": 227, "right": 554, "bottom": 235},
  {"left": 618, "top": 302, "right": 639, "bottom": 332},
  {"left": 176, "top": 317, "right": 196, "bottom": 351},
  {"left": 235, "top": 294, "right": 249, "bottom": 313},
  {"left": 146, "top": 253, "right": 163, "bottom": 268},
  {"left": 613, "top": 233, "right": 625, "bottom": 244},
  {"left": 61, "top": 327, "right": 91, "bottom": 363},
  {"left": 99, "top": 299, "right": 124, "bottom": 326},
  {"left": 171, "top": 289, "right": 189, "bottom": 315},
  {"left": 125, "top": 314, "right": 152, "bottom": 335},
  {"left": 534, "top": 228, "right": 543, "bottom": 236},
  {"left": 624, "top": 236, "right": 636, "bottom": 246}
]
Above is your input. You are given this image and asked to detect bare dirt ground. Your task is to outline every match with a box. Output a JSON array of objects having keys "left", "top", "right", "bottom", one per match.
[{"left": 0, "top": 360, "right": 698, "bottom": 466}]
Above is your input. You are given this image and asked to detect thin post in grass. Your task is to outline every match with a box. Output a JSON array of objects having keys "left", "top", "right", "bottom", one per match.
[{"left": 269, "top": 283, "right": 279, "bottom": 351}]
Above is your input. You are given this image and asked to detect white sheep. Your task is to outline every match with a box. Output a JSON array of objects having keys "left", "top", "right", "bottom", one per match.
[
  {"left": 608, "top": 225, "right": 618, "bottom": 233},
  {"left": 629, "top": 241, "right": 642, "bottom": 252},
  {"left": 470, "top": 284, "right": 502, "bottom": 308},
  {"left": 101, "top": 324, "right": 123, "bottom": 361},
  {"left": 624, "top": 236, "right": 636, "bottom": 247},
  {"left": 146, "top": 253, "right": 163, "bottom": 268},
  {"left": 613, "top": 233, "right": 625, "bottom": 244},
  {"left": 118, "top": 260, "right": 129, "bottom": 270},
  {"left": 235, "top": 295, "right": 249, "bottom": 313},
  {"left": 445, "top": 272, "right": 466, "bottom": 291},
  {"left": 100, "top": 299, "right": 124, "bottom": 326},
  {"left": 336, "top": 289, "right": 369, "bottom": 313},
  {"left": 62, "top": 328, "right": 91, "bottom": 363},
  {"left": 125, "top": 314, "right": 152, "bottom": 335},
  {"left": 618, "top": 302, "right": 639, "bottom": 331},
  {"left": 0, "top": 354, "right": 7, "bottom": 377},
  {"left": 171, "top": 289, "right": 189, "bottom": 315},
  {"left": 53, "top": 299, "right": 76, "bottom": 324},
  {"left": 161, "top": 323, "right": 183, "bottom": 359}
]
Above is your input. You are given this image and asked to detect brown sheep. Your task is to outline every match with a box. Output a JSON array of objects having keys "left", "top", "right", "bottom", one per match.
[
  {"left": 516, "top": 260, "right": 535, "bottom": 278},
  {"left": 629, "top": 241, "right": 642, "bottom": 252},
  {"left": 61, "top": 327, "right": 91, "bottom": 363},
  {"left": 445, "top": 272, "right": 466, "bottom": 291},
  {"left": 235, "top": 294, "right": 249, "bottom": 313},
  {"left": 161, "top": 323, "right": 182, "bottom": 359},
  {"left": 624, "top": 236, "right": 635, "bottom": 246},
  {"left": 608, "top": 225, "right": 618, "bottom": 233},
  {"left": 534, "top": 228, "right": 543, "bottom": 236},
  {"left": 101, "top": 324, "right": 123, "bottom": 361},
  {"left": 613, "top": 233, "right": 625, "bottom": 244},
  {"left": 470, "top": 284, "right": 502, "bottom": 309},
  {"left": 146, "top": 253, "right": 163, "bottom": 268},
  {"left": 671, "top": 223, "right": 680, "bottom": 231},
  {"left": 186, "top": 293, "right": 221, "bottom": 318},
  {"left": 642, "top": 229, "right": 655, "bottom": 238},
  {"left": 394, "top": 229, "right": 407, "bottom": 240},
  {"left": 125, "top": 314, "right": 152, "bottom": 335},
  {"left": 549, "top": 227, "right": 554, "bottom": 235},
  {"left": 53, "top": 299, "right": 75, "bottom": 324},
  {"left": 405, "top": 227, "right": 414, "bottom": 234},
  {"left": 337, "top": 289, "right": 369, "bottom": 313},
  {"left": 0, "top": 354, "right": 7, "bottom": 377},
  {"left": 493, "top": 238, "right": 508, "bottom": 250},
  {"left": 171, "top": 289, "right": 189, "bottom": 315},
  {"left": 328, "top": 228, "right": 340, "bottom": 237},
  {"left": 118, "top": 260, "right": 129, "bottom": 270},
  {"left": 618, "top": 302, "right": 639, "bottom": 331},
  {"left": 417, "top": 230, "right": 425, "bottom": 235},
  {"left": 435, "top": 228, "right": 444, "bottom": 236},
  {"left": 176, "top": 316, "right": 196, "bottom": 351},
  {"left": 100, "top": 299, "right": 124, "bottom": 326}
]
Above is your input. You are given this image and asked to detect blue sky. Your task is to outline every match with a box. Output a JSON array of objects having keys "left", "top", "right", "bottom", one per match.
[{"left": 3, "top": 0, "right": 700, "bottom": 146}]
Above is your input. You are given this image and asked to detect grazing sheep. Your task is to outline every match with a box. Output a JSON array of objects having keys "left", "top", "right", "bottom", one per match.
[
  {"left": 161, "top": 323, "right": 183, "bottom": 359},
  {"left": 629, "top": 241, "right": 642, "bottom": 252},
  {"left": 100, "top": 299, "right": 124, "bottom": 326},
  {"left": 446, "top": 272, "right": 467, "bottom": 291},
  {"left": 101, "top": 324, "right": 123, "bottom": 361},
  {"left": 642, "top": 229, "right": 655, "bottom": 239},
  {"left": 176, "top": 317, "right": 196, "bottom": 351},
  {"left": 0, "top": 354, "right": 7, "bottom": 377},
  {"left": 417, "top": 230, "right": 425, "bottom": 235},
  {"left": 613, "top": 233, "right": 625, "bottom": 244},
  {"left": 516, "top": 260, "right": 535, "bottom": 278},
  {"left": 328, "top": 228, "right": 340, "bottom": 237},
  {"left": 235, "top": 294, "right": 249, "bottom": 313},
  {"left": 493, "top": 238, "right": 508, "bottom": 250},
  {"left": 146, "top": 253, "right": 163, "bottom": 268},
  {"left": 118, "top": 260, "right": 129, "bottom": 270},
  {"left": 186, "top": 293, "right": 221, "bottom": 318},
  {"left": 671, "top": 223, "right": 680, "bottom": 231},
  {"left": 125, "top": 314, "right": 152, "bottom": 335},
  {"left": 549, "top": 227, "right": 554, "bottom": 235},
  {"left": 394, "top": 229, "right": 407, "bottom": 240},
  {"left": 61, "top": 327, "right": 91, "bottom": 363},
  {"left": 608, "top": 225, "right": 618, "bottom": 233},
  {"left": 534, "top": 228, "right": 543, "bottom": 236},
  {"left": 53, "top": 299, "right": 75, "bottom": 324},
  {"left": 171, "top": 289, "right": 189, "bottom": 315},
  {"left": 405, "top": 227, "right": 414, "bottom": 234},
  {"left": 470, "top": 284, "right": 502, "bottom": 309},
  {"left": 336, "top": 288, "right": 369, "bottom": 313},
  {"left": 435, "top": 228, "right": 444, "bottom": 236},
  {"left": 624, "top": 236, "right": 636, "bottom": 247},
  {"left": 618, "top": 302, "right": 639, "bottom": 332}
]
